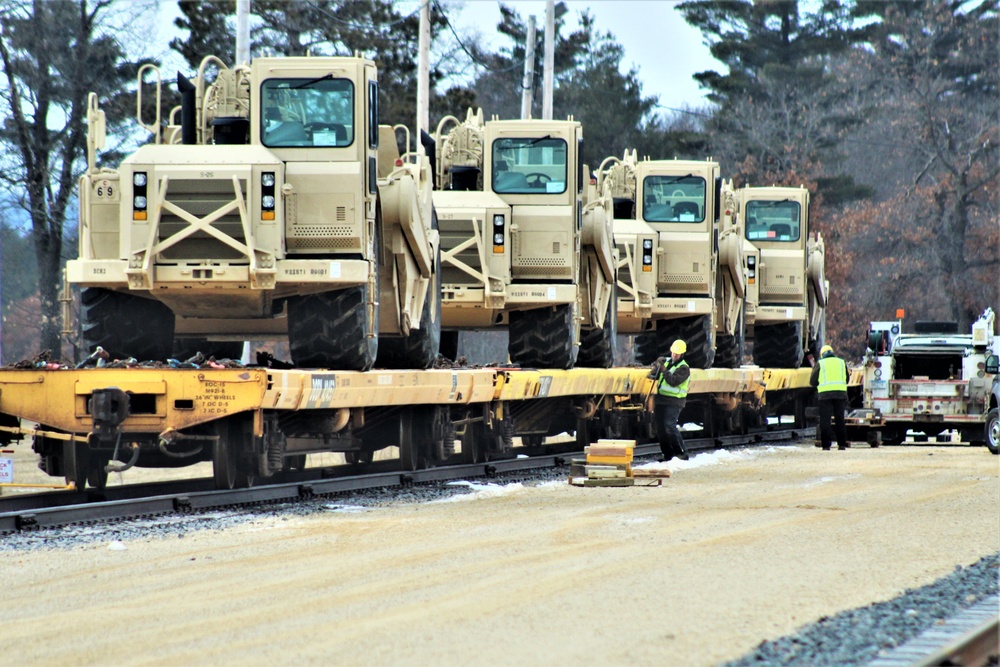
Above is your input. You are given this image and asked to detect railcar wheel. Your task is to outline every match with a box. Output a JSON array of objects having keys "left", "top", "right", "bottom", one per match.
[
  {"left": 81, "top": 288, "right": 174, "bottom": 362},
  {"left": 213, "top": 417, "right": 255, "bottom": 489},
  {"left": 985, "top": 408, "right": 999, "bottom": 455},
  {"left": 460, "top": 420, "right": 485, "bottom": 464},
  {"left": 509, "top": 303, "right": 579, "bottom": 369},
  {"left": 399, "top": 408, "right": 424, "bottom": 471},
  {"left": 288, "top": 286, "right": 377, "bottom": 371}
]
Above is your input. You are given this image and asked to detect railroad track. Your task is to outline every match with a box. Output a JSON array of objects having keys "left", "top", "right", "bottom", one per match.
[
  {"left": 866, "top": 595, "right": 999, "bottom": 667},
  {"left": 0, "top": 425, "right": 813, "bottom": 533}
]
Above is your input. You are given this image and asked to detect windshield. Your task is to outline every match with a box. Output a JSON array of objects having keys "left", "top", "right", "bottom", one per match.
[
  {"left": 642, "top": 175, "right": 705, "bottom": 223},
  {"left": 745, "top": 200, "right": 801, "bottom": 242},
  {"left": 261, "top": 77, "right": 354, "bottom": 148},
  {"left": 491, "top": 138, "right": 568, "bottom": 194}
]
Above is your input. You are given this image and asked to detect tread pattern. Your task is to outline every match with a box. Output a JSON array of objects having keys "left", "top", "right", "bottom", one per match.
[
  {"left": 656, "top": 315, "right": 715, "bottom": 370},
  {"left": 577, "top": 286, "right": 617, "bottom": 368},
  {"left": 509, "top": 304, "right": 579, "bottom": 369},
  {"left": 80, "top": 288, "right": 174, "bottom": 361},
  {"left": 287, "top": 286, "right": 377, "bottom": 370},
  {"left": 753, "top": 321, "right": 804, "bottom": 369}
]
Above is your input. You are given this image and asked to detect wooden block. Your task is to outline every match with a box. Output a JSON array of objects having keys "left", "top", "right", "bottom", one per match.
[
  {"left": 587, "top": 469, "right": 628, "bottom": 479},
  {"left": 586, "top": 444, "right": 634, "bottom": 458},
  {"left": 596, "top": 439, "right": 637, "bottom": 447},
  {"left": 586, "top": 454, "right": 633, "bottom": 465},
  {"left": 581, "top": 477, "right": 635, "bottom": 487},
  {"left": 633, "top": 468, "right": 671, "bottom": 478}
]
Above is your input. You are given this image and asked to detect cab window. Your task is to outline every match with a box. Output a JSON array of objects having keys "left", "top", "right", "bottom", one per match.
[
  {"left": 642, "top": 175, "right": 705, "bottom": 223},
  {"left": 261, "top": 77, "right": 354, "bottom": 148},
  {"left": 492, "top": 138, "right": 567, "bottom": 194},
  {"left": 745, "top": 200, "right": 801, "bottom": 242}
]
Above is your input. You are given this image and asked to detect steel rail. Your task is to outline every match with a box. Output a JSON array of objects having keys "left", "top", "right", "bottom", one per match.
[{"left": 0, "top": 426, "right": 815, "bottom": 534}]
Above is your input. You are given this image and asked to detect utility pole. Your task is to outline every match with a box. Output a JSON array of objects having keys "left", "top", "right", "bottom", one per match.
[
  {"left": 542, "top": 0, "right": 554, "bottom": 120},
  {"left": 236, "top": 0, "right": 250, "bottom": 66},
  {"left": 417, "top": 0, "right": 431, "bottom": 143},
  {"left": 520, "top": 16, "right": 536, "bottom": 120}
]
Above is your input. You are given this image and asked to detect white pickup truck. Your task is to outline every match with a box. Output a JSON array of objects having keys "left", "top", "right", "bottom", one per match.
[{"left": 858, "top": 308, "right": 998, "bottom": 452}]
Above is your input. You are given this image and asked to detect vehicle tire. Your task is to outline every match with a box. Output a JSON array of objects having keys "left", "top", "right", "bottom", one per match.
[
  {"left": 577, "top": 283, "right": 617, "bottom": 368},
  {"left": 377, "top": 211, "right": 442, "bottom": 369},
  {"left": 509, "top": 303, "right": 579, "bottom": 369},
  {"left": 986, "top": 408, "right": 999, "bottom": 455},
  {"left": 656, "top": 315, "right": 715, "bottom": 370},
  {"left": 80, "top": 288, "right": 174, "bottom": 362},
  {"left": 287, "top": 285, "right": 377, "bottom": 370},
  {"left": 634, "top": 331, "right": 659, "bottom": 365},
  {"left": 752, "top": 321, "right": 805, "bottom": 369}
]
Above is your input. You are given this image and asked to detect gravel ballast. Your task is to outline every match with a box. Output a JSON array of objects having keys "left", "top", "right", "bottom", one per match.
[{"left": 3, "top": 443, "right": 997, "bottom": 666}]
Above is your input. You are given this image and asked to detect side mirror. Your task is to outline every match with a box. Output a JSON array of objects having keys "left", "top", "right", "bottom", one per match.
[{"left": 985, "top": 354, "right": 999, "bottom": 375}]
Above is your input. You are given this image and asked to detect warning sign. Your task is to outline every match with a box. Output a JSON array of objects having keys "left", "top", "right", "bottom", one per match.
[{"left": 0, "top": 457, "right": 13, "bottom": 484}]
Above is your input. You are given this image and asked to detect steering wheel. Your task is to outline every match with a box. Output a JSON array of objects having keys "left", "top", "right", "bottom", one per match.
[
  {"left": 525, "top": 172, "right": 552, "bottom": 186},
  {"left": 671, "top": 189, "right": 686, "bottom": 197}
]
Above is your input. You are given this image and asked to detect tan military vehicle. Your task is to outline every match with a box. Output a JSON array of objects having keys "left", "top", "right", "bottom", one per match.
[
  {"left": 598, "top": 151, "right": 753, "bottom": 368},
  {"left": 69, "top": 54, "right": 440, "bottom": 371},
  {"left": 426, "top": 109, "right": 617, "bottom": 368},
  {"left": 740, "top": 185, "right": 827, "bottom": 368}
]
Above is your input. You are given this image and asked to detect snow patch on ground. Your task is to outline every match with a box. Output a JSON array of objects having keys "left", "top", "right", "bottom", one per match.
[{"left": 635, "top": 445, "right": 798, "bottom": 475}]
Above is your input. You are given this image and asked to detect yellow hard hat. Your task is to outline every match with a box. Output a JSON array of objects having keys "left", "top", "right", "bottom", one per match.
[
  {"left": 821, "top": 344, "right": 834, "bottom": 355},
  {"left": 670, "top": 339, "right": 687, "bottom": 355}
]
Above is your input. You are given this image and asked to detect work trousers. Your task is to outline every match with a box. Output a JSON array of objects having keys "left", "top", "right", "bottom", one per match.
[
  {"left": 818, "top": 397, "right": 848, "bottom": 450},
  {"left": 654, "top": 397, "right": 688, "bottom": 460}
]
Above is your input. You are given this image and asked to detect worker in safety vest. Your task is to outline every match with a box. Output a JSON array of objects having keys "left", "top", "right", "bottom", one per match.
[
  {"left": 649, "top": 339, "right": 691, "bottom": 461},
  {"left": 810, "top": 344, "right": 849, "bottom": 450}
]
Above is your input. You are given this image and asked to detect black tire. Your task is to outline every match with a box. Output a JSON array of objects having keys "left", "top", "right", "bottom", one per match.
[
  {"left": 986, "top": 408, "right": 999, "bottom": 455},
  {"left": 377, "top": 211, "right": 442, "bottom": 369},
  {"left": 753, "top": 321, "right": 805, "bottom": 369},
  {"left": 656, "top": 315, "right": 714, "bottom": 370},
  {"left": 80, "top": 288, "right": 174, "bottom": 362},
  {"left": 509, "top": 303, "right": 579, "bottom": 369},
  {"left": 173, "top": 339, "right": 245, "bottom": 362},
  {"left": 715, "top": 307, "right": 745, "bottom": 369},
  {"left": 634, "top": 331, "right": 659, "bottom": 365},
  {"left": 578, "top": 284, "right": 617, "bottom": 368},
  {"left": 287, "top": 286, "right": 377, "bottom": 370}
]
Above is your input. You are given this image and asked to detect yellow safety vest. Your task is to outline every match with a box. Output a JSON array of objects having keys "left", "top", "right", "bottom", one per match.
[
  {"left": 817, "top": 356, "right": 847, "bottom": 394},
  {"left": 657, "top": 360, "right": 690, "bottom": 398}
]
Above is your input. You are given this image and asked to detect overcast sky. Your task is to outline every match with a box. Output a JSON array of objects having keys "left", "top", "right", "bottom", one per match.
[
  {"left": 442, "top": 0, "right": 720, "bottom": 113},
  {"left": 152, "top": 0, "right": 720, "bottom": 115}
]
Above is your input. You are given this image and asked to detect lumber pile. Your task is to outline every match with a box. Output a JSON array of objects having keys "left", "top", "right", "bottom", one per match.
[{"left": 569, "top": 439, "right": 635, "bottom": 487}]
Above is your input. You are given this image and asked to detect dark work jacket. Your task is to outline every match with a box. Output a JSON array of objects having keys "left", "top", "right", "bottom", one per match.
[
  {"left": 809, "top": 355, "right": 848, "bottom": 401},
  {"left": 650, "top": 356, "right": 691, "bottom": 407}
]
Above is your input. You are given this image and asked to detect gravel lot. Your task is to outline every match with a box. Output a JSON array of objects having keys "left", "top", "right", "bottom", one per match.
[{"left": 2, "top": 442, "right": 998, "bottom": 666}]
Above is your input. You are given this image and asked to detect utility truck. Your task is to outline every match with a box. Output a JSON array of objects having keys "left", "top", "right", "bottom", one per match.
[
  {"left": 857, "top": 308, "right": 998, "bottom": 449},
  {"left": 68, "top": 54, "right": 440, "bottom": 371},
  {"left": 426, "top": 108, "right": 617, "bottom": 368},
  {"left": 740, "top": 185, "right": 826, "bottom": 368},
  {"left": 597, "top": 151, "right": 754, "bottom": 368}
]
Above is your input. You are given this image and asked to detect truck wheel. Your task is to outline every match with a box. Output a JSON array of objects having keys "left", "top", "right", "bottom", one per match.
[
  {"left": 634, "top": 332, "right": 659, "bottom": 365},
  {"left": 509, "top": 303, "right": 579, "bottom": 369},
  {"left": 986, "top": 408, "right": 999, "bottom": 455},
  {"left": 752, "top": 322, "right": 805, "bottom": 369},
  {"left": 578, "top": 284, "right": 617, "bottom": 368},
  {"left": 657, "top": 315, "right": 714, "bottom": 369},
  {"left": 288, "top": 285, "right": 377, "bottom": 371},
  {"left": 81, "top": 288, "right": 174, "bottom": 362}
]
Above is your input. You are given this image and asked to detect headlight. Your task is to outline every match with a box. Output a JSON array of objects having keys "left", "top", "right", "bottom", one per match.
[
  {"left": 261, "top": 173, "right": 275, "bottom": 187},
  {"left": 134, "top": 195, "right": 147, "bottom": 209},
  {"left": 643, "top": 239, "right": 653, "bottom": 249},
  {"left": 494, "top": 232, "right": 504, "bottom": 244},
  {"left": 493, "top": 214, "right": 505, "bottom": 227},
  {"left": 262, "top": 195, "right": 275, "bottom": 208},
  {"left": 133, "top": 172, "right": 147, "bottom": 187}
]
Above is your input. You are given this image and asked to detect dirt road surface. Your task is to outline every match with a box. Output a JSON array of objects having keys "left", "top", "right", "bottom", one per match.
[{"left": 3, "top": 443, "right": 998, "bottom": 666}]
